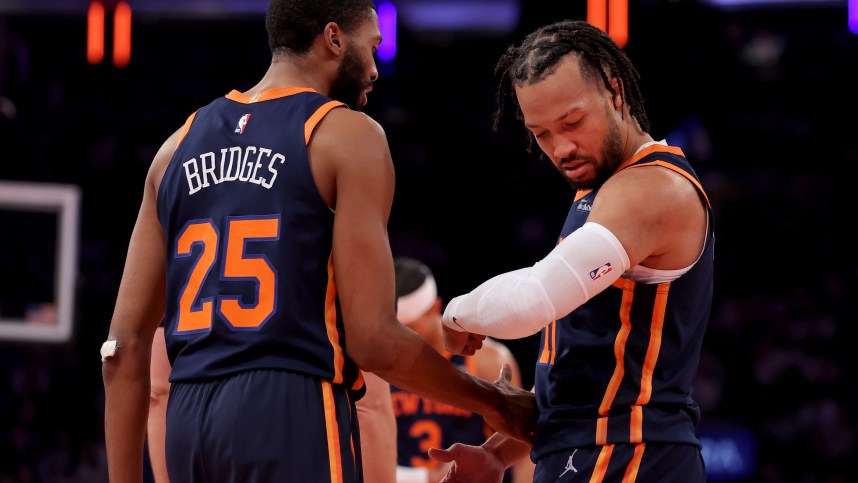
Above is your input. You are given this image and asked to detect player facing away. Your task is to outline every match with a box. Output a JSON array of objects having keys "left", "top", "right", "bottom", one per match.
[
  {"left": 429, "top": 20, "right": 714, "bottom": 483},
  {"left": 101, "top": 1, "right": 536, "bottom": 482}
]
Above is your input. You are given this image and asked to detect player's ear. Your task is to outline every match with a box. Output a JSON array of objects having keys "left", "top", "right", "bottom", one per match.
[
  {"left": 324, "top": 22, "right": 343, "bottom": 54},
  {"left": 609, "top": 77, "right": 624, "bottom": 111}
]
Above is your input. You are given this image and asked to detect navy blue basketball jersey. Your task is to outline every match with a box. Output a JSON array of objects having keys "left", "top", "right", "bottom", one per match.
[
  {"left": 157, "top": 87, "right": 364, "bottom": 396},
  {"left": 391, "top": 354, "right": 488, "bottom": 468},
  {"left": 532, "top": 144, "right": 715, "bottom": 460}
]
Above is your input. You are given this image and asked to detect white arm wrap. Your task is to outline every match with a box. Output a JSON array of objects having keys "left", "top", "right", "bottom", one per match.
[
  {"left": 442, "top": 222, "right": 630, "bottom": 339},
  {"left": 396, "top": 465, "right": 429, "bottom": 483}
]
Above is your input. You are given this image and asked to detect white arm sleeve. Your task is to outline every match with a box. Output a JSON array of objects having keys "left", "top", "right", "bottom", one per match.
[{"left": 442, "top": 222, "right": 630, "bottom": 339}]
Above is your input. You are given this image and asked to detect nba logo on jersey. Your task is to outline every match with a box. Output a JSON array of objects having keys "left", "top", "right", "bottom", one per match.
[{"left": 235, "top": 113, "right": 251, "bottom": 134}]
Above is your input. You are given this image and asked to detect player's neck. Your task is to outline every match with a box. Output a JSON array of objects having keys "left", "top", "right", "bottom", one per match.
[{"left": 246, "top": 57, "right": 332, "bottom": 98}]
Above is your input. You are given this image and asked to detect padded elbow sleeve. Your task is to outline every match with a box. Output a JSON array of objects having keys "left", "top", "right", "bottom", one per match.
[{"left": 442, "top": 222, "right": 630, "bottom": 339}]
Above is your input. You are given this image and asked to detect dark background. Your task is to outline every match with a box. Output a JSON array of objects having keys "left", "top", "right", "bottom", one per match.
[{"left": 1, "top": 0, "right": 856, "bottom": 481}]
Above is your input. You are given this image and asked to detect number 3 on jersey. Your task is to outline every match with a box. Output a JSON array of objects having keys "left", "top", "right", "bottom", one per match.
[{"left": 175, "top": 215, "right": 279, "bottom": 333}]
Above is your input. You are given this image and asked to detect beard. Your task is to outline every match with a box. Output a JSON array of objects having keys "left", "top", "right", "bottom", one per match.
[
  {"left": 563, "top": 115, "right": 626, "bottom": 191},
  {"left": 329, "top": 46, "right": 369, "bottom": 111}
]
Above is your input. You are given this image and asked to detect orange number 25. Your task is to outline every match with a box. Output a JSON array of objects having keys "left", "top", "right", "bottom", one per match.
[{"left": 174, "top": 216, "right": 279, "bottom": 333}]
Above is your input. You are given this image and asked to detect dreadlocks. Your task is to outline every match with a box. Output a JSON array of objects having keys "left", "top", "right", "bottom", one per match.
[{"left": 494, "top": 20, "right": 650, "bottom": 151}]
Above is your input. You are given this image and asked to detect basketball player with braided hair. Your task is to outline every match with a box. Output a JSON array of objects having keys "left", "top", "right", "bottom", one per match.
[{"left": 429, "top": 20, "right": 714, "bottom": 483}]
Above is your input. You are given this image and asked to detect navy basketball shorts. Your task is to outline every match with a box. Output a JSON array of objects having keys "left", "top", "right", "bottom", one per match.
[
  {"left": 533, "top": 443, "right": 705, "bottom": 483},
  {"left": 166, "top": 369, "right": 363, "bottom": 483}
]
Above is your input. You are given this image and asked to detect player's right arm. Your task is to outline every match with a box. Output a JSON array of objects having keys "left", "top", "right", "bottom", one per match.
[
  {"left": 357, "top": 371, "right": 397, "bottom": 483},
  {"left": 308, "top": 109, "right": 536, "bottom": 444},
  {"left": 102, "top": 128, "right": 178, "bottom": 483}
]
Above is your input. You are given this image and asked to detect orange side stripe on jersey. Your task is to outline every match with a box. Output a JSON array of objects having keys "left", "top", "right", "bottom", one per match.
[
  {"left": 589, "top": 444, "right": 614, "bottom": 483},
  {"left": 596, "top": 284, "right": 634, "bottom": 445},
  {"left": 325, "top": 254, "right": 345, "bottom": 384},
  {"left": 305, "top": 101, "right": 346, "bottom": 144},
  {"left": 176, "top": 110, "right": 199, "bottom": 148},
  {"left": 632, "top": 283, "right": 670, "bottom": 441},
  {"left": 322, "top": 381, "right": 344, "bottom": 483},
  {"left": 622, "top": 443, "right": 645, "bottom": 483},
  {"left": 538, "top": 322, "right": 554, "bottom": 364},
  {"left": 630, "top": 405, "right": 643, "bottom": 443},
  {"left": 549, "top": 319, "right": 557, "bottom": 365}
]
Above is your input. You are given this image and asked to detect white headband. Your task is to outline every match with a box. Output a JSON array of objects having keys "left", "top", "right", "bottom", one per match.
[{"left": 396, "top": 274, "right": 437, "bottom": 324}]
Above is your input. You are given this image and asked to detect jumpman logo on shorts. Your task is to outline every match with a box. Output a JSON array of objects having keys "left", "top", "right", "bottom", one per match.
[{"left": 559, "top": 449, "right": 578, "bottom": 478}]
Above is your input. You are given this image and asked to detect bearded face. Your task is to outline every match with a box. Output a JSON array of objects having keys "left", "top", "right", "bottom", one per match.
[
  {"left": 558, "top": 110, "right": 626, "bottom": 192},
  {"left": 329, "top": 44, "right": 371, "bottom": 111}
]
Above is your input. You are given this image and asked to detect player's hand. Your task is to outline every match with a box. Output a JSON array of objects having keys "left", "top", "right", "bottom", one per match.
[
  {"left": 428, "top": 443, "right": 505, "bottom": 483},
  {"left": 440, "top": 324, "right": 485, "bottom": 356},
  {"left": 483, "top": 363, "right": 537, "bottom": 444},
  {"left": 441, "top": 295, "right": 486, "bottom": 355}
]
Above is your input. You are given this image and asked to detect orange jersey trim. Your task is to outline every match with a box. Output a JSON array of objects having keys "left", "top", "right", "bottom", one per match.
[
  {"left": 538, "top": 321, "right": 556, "bottom": 365},
  {"left": 305, "top": 100, "right": 346, "bottom": 144},
  {"left": 322, "top": 381, "right": 344, "bottom": 483},
  {"left": 325, "top": 254, "right": 345, "bottom": 385},
  {"left": 627, "top": 160, "right": 711, "bottom": 208},
  {"left": 622, "top": 443, "right": 646, "bottom": 483},
  {"left": 596, "top": 280, "right": 635, "bottom": 445},
  {"left": 225, "top": 86, "right": 317, "bottom": 103},
  {"left": 176, "top": 110, "right": 199, "bottom": 148},
  {"left": 631, "top": 283, "right": 670, "bottom": 441},
  {"left": 589, "top": 445, "right": 614, "bottom": 483}
]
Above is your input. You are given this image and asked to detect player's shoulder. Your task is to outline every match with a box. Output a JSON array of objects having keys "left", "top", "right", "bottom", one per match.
[
  {"left": 318, "top": 107, "right": 385, "bottom": 136},
  {"left": 311, "top": 109, "right": 390, "bottom": 165},
  {"left": 148, "top": 126, "right": 184, "bottom": 190}
]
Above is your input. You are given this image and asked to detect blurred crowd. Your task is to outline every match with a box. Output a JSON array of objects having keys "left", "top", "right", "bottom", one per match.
[{"left": 1, "top": 2, "right": 855, "bottom": 482}]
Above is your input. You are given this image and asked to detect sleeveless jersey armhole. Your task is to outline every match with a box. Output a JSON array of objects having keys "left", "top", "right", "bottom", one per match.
[{"left": 304, "top": 101, "right": 346, "bottom": 145}]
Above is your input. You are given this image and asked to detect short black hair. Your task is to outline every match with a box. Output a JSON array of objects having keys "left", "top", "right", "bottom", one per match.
[
  {"left": 265, "top": 0, "right": 376, "bottom": 56},
  {"left": 393, "top": 257, "right": 433, "bottom": 299}
]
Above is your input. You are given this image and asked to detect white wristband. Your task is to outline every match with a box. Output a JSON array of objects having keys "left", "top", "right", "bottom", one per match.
[{"left": 396, "top": 465, "right": 429, "bottom": 483}]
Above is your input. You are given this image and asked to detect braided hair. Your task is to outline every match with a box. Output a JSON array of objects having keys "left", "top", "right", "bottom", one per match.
[{"left": 494, "top": 20, "right": 649, "bottom": 151}]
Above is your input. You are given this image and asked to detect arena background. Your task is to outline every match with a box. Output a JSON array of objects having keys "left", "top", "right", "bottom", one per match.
[{"left": 1, "top": 0, "right": 855, "bottom": 481}]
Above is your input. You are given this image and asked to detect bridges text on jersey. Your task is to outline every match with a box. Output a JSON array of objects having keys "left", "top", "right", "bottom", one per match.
[{"left": 183, "top": 146, "right": 286, "bottom": 195}]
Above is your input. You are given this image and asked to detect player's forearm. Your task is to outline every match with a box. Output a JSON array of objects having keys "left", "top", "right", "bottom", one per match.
[
  {"left": 442, "top": 222, "right": 630, "bottom": 339},
  {"left": 366, "top": 329, "right": 502, "bottom": 419},
  {"left": 102, "top": 338, "right": 152, "bottom": 483}
]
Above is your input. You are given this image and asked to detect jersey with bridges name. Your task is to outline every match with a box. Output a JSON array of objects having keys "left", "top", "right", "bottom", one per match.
[{"left": 157, "top": 87, "right": 365, "bottom": 398}]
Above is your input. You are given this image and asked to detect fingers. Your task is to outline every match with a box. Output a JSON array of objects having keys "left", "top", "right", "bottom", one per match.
[
  {"left": 428, "top": 447, "right": 455, "bottom": 463},
  {"left": 443, "top": 328, "right": 486, "bottom": 355}
]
